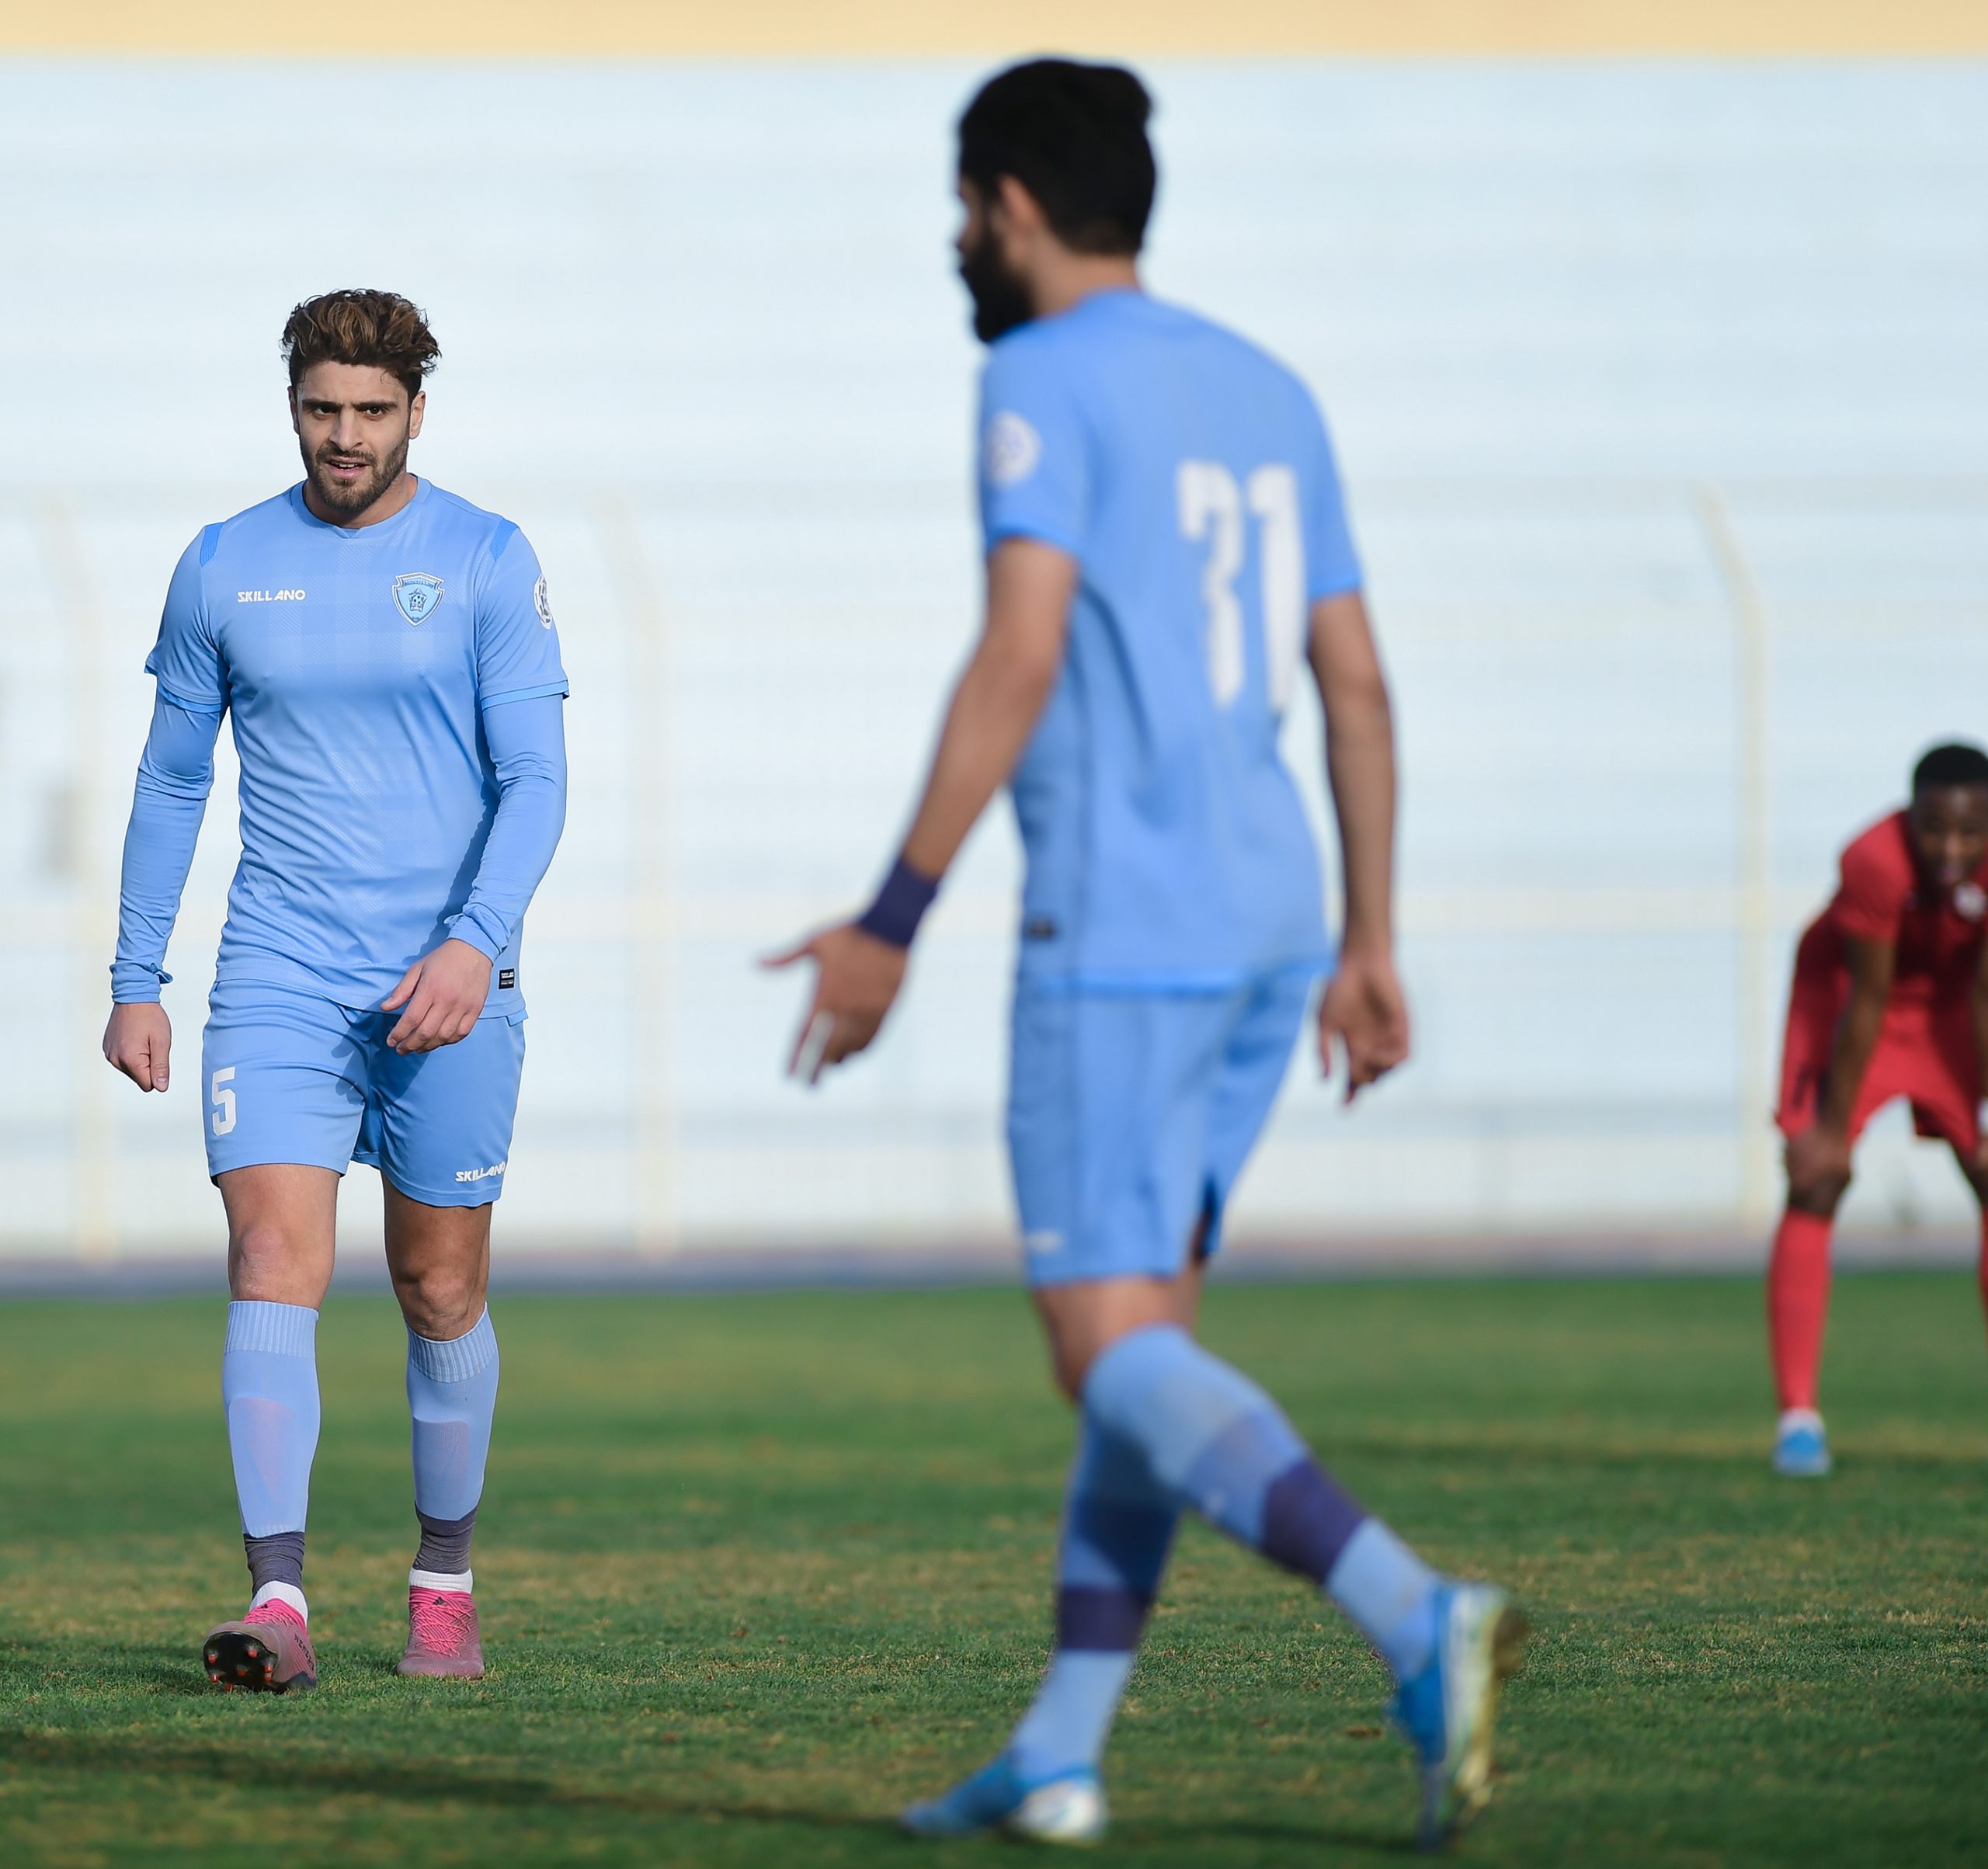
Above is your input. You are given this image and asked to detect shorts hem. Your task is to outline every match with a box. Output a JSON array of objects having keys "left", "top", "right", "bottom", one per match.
[
  {"left": 377, "top": 1169, "right": 508, "bottom": 1209},
  {"left": 207, "top": 1150, "right": 350, "bottom": 1181},
  {"left": 1023, "top": 1238, "right": 1220, "bottom": 1289}
]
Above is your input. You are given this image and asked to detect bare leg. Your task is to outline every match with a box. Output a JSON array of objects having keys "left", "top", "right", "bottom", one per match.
[
  {"left": 1030, "top": 1220, "right": 1209, "bottom": 1402},
  {"left": 383, "top": 1181, "right": 491, "bottom": 1339},
  {"left": 219, "top": 1164, "right": 340, "bottom": 1306}
]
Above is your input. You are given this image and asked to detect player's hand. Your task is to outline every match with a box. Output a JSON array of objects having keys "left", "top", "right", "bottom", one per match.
[
  {"left": 103, "top": 1002, "right": 173, "bottom": 1092},
  {"left": 382, "top": 939, "right": 492, "bottom": 1054},
  {"left": 1784, "top": 1120, "right": 1854, "bottom": 1204},
  {"left": 1318, "top": 946, "right": 1410, "bottom": 1103},
  {"left": 764, "top": 921, "right": 909, "bottom": 1084}
]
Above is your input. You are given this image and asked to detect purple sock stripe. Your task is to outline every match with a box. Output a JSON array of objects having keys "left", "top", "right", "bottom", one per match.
[
  {"left": 224, "top": 1301, "right": 318, "bottom": 1358},
  {"left": 414, "top": 1506, "right": 478, "bottom": 1574},
  {"left": 244, "top": 1529, "right": 305, "bottom": 1593},
  {"left": 1260, "top": 1457, "right": 1368, "bottom": 1585},
  {"left": 1066, "top": 1496, "right": 1178, "bottom": 1597},
  {"left": 1055, "top": 1584, "right": 1152, "bottom": 1653}
]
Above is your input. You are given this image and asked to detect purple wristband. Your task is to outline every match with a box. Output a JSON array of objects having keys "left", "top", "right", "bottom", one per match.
[{"left": 857, "top": 857, "right": 940, "bottom": 949}]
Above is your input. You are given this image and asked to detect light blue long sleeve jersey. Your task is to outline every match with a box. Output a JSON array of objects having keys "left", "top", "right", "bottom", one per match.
[
  {"left": 113, "top": 478, "right": 568, "bottom": 1019},
  {"left": 978, "top": 288, "right": 1363, "bottom": 989}
]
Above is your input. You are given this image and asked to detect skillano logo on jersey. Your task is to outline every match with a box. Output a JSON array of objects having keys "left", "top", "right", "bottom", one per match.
[{"left": 392, "top": 573, "right": 445, "bottom": 624}]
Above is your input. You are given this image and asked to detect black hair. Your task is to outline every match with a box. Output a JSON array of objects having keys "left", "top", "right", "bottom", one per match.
[
  {"left": 957, "top": 58, "right": 1156, "bottom": 256},
  {"left": 1912, "top": 742, "right": 1988, "bottom": 794}
]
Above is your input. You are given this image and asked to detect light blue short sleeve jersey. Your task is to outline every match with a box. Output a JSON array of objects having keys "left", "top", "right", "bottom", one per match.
[
  {"left": 977, "top": 290, "right": 1361, "bottom": 988},
  {"left": 143, "top": 478, "right": 568, "bottom": 1016}
]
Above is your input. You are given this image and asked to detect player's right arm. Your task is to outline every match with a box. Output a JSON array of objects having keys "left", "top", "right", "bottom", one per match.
[
  {"left": 103, "top": 536, "right": 228, "bottom": 1093},
  {"left": 767, "top": 538, "right": 1074, "bottom": 1079},
  {"left": 1785, "top": 933, "right": 1894, "bottom": 1196}
]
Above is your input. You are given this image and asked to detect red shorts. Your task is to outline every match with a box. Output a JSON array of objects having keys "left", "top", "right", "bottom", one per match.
[{"left": 1777, "top": 950, "right": 1981, "bottom": 1153}]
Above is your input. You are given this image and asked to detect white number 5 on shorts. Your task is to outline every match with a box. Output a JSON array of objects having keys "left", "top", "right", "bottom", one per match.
[{"left": 210, "top": 1066, "right": 238, "bottom": 1137}]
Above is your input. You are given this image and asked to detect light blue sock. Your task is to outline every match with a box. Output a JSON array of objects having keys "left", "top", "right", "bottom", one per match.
[
  {"left": 222, "top": 1301, "right": 320, "bottom": 1545},
  {"left": 406, "top": 1310, "right": 499, "bottom": 1575},
  {"left": 1007, "top": 1418, "right": 1178, "bottom": 1782},
  {"left": 1084, "top": 1324, "right": 1439, "bottom": 1679}
]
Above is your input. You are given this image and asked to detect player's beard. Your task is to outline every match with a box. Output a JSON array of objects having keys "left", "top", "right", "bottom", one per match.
[
  {"left": 303, "top": 428, "right": 410, "bottom": 519},
  {"left": 959, "top": 232, "right": 1035, "bottom": 344}
]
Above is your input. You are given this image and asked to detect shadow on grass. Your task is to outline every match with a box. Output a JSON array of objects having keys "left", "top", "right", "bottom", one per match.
[
  {"left": 0, "top": 1723, "right": 1416, "bottom": 1854},
  {"left": 0, "top": 1724, "right": 883, "bottom": 1833},
  {"left": 0, "top": 1641, "right": 211, "bottom": 1700}
]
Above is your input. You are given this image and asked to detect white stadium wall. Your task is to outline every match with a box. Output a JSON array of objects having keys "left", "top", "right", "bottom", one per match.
[{"left": 2, "top": 61, "right": 1986, "bottom": 1261}]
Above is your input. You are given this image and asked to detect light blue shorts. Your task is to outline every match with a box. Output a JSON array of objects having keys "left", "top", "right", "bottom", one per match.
[
  {"left": 200, "top": 983, "right": 527, "bottom": 1207},
  {"left": 1006, "top": 968, "right": 1316, "bottom": 1287}
]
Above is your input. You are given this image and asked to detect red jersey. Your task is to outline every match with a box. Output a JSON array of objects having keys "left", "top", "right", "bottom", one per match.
[{"left": 1801, "top": 810, "right": 1988, "bottom": 1006}]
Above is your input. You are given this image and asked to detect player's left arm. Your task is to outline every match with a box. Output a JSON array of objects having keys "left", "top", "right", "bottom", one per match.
[
  {"left": 768, "top": 537, "right": 1075, "bottom": 1079},
  {"left": 385, "top": 527, "right": 569, "bottom": 1055},
  {"left": 1296, "top": 394, "right": 1408, "bottom": 1102},
  {"left": 1309, "top": 589, "right": 1409, "bottom": 1100},
  {"left": 383, "top": 694, "right": 568, "bottom": 1054}
]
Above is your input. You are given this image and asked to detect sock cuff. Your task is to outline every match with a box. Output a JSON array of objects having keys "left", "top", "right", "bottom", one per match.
[
  {"left": 225, "top": 1301, "right": 319, "bottom": 1357},
  {"left": 1079, "top": 1322, "right": 1194, "bottom": 1412},
  {"left": 410, "top": 1566, "right": 474, "bottom": 1593},
  {"left": 249, "top": 1580, "right": 309, "bottom": 1621},
  {"left": 408, "top": 1308, "right": 497, "bottom": 1384}
]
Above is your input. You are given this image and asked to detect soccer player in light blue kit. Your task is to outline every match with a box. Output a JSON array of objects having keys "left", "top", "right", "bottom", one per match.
[
  {"left": 101, "top": 290, "right": 568, "bottom": 1694},
  {"left": 774, "top": 64, "right": 1524, "bottom": 1847}
]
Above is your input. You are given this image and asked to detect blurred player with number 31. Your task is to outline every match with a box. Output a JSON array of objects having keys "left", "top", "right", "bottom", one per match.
[{"left": 771, "top": 59, "right": 1524, "bottom": 1853}]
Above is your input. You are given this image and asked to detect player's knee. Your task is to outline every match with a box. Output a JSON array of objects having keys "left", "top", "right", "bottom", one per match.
[
  {"left": 229, "top": 1218, "right": 307, "bottom": 1287},
  {"left": 1786, "top": 1170, "right": 1849, "bottom": 1217},
  {"left": 394, "top": 1265, "right": 483, "bottom": 1339},
  {"left": 1048, "top": 1339, "right": 1090, "bottom": 1403}
]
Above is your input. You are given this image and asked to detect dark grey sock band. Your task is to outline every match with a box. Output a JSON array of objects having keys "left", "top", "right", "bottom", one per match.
[
  {"left": 244, "top": 1530, "right": 305, "bottom": 1593},
  {"left": 415, "top": 1507, "right": 477, "bottom": 1574}
]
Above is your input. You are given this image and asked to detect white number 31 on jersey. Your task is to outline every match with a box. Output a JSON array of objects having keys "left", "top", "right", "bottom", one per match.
[{"left": 1177, "top": 460, "right": 1305, "bottom": 712}]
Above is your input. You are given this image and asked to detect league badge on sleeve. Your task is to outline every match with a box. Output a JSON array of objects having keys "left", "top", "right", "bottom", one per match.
[
  {"left": 392, "top": 573, "right": 445, "bottom": 624},
  {"left": 985, "top": 411, "right": 1041, "bottom": 488},
  {"left": 533, "top": 575, "right": 554, "bottom": 629}
]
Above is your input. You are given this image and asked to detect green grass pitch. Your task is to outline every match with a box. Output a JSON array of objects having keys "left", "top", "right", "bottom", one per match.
[{"left": 2, "top": 1273, "right": 1983, "bottom": 1867}]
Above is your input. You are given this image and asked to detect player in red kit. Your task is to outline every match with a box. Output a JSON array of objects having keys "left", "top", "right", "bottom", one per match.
[{"left": 1768, "top": 742, "right": 1988, "bottom": 1475}]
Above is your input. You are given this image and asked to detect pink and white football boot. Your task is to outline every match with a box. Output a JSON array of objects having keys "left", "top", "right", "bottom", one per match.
[
  {"left": 203, "top": 1595, "right": 318, "bottom": 1694},
  {"left": 398, "top": 1574, "right": 485, "bottom": 1679}
]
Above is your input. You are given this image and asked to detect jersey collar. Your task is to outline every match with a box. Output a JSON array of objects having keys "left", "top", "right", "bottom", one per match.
[{"left": 287, "top": 474, "right": 430, "bottom": 541}]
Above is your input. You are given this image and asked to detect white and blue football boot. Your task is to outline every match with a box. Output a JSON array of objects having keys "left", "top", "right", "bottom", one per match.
[
  {"left": 1773, "top": 1409, "right": 1832, "bottom": 1478},
  {"left": 1390, "top": 1580, "right": 1529, "bottom": 1852},
  {"left": 900, "top": 1755, "right": 1106, "bottom": 1844}
]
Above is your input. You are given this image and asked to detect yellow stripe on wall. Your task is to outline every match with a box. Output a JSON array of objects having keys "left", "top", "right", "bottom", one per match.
[{"left": 7, "top": 1, "right": 1988, "bottom": 57}]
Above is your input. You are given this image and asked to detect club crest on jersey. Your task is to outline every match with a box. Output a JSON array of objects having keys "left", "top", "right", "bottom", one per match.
[
  {"left": 392, "top": 573, "right": 444, "bottom": 624},
  {"left": 1956, "top": 883, "right": 1986, "bottom": 921}
]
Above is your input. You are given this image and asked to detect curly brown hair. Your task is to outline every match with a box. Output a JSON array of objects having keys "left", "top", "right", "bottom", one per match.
[{"left": 281, "top": 289, "right": 440, "bottom": 400}]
